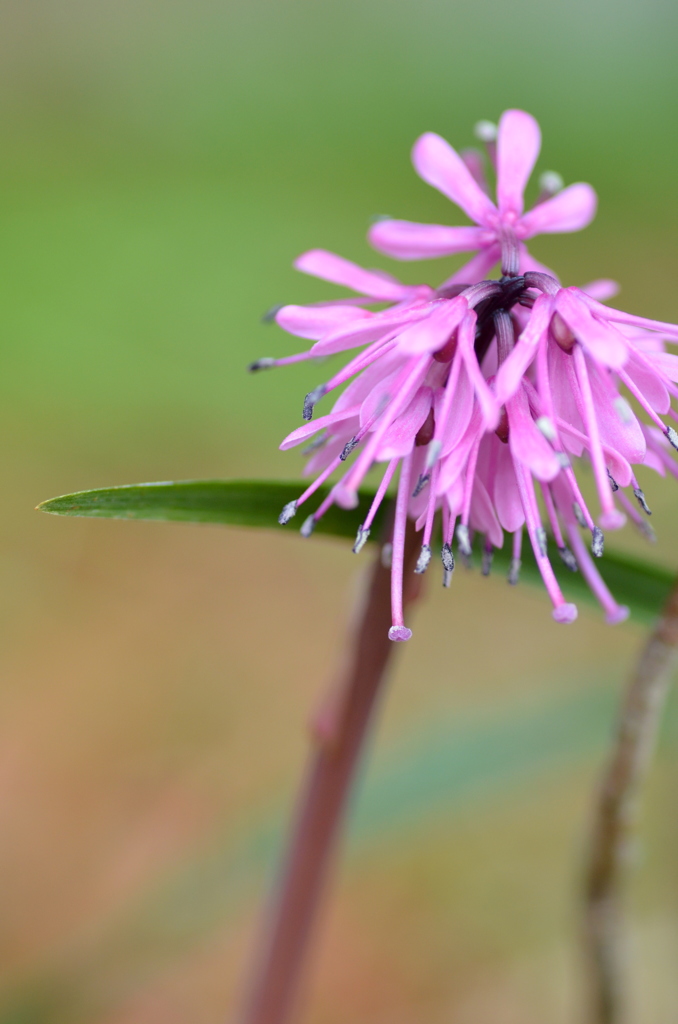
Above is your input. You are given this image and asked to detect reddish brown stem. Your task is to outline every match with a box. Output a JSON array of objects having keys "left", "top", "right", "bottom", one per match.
[
  {"left": 239, "top": 526, "right": 422, "bottom": 1024},
  {"left": 584, "top": 576, "right": 678, "bottom": 1024}
]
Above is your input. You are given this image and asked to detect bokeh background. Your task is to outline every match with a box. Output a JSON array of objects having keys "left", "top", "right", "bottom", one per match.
[{"left": 1, "top": 1, "right": 677, "bottom": 1021}]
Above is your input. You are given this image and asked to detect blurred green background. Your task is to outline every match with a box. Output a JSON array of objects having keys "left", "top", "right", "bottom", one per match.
[{"left": 1, "top": 1, "right": 677, "bottom": 1021}]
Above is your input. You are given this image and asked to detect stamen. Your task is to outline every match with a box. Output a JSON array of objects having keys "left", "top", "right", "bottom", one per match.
[
  {"left": 481, "top": 541, "right": 493, "bottom": 576},
  {"left": 425, "top": 438, "right": 443, "bottom": 470},
  {"left": 508, "top": 529, "right": 522, "bottom": 586},
  {"left": 414, "top": 544, "right": 432, "bottom": 574},
  {"left": 352, "top": 526, "right": 370, "bottom": 554},
  {"left": 261, "top": 304, "right": 284, "bottom": 322},
  {"left": 456, "top": 523, "right": 472, "bottom": 557},
  {"left": 607, "top": 469, "right": 619, "bottom": 492},
  {"left": 474, "top": 120, "right": 497, "bottom": 142},
  {"left": 573, "top": 502, "right": 587, "bottom": 528},
  {"left": 303, "top": 385, "right": 328, "bottom": 421},
  {"left": 616, "top": 491, "right": 657, "bottom": 543},
  {"left": 278, "top": 500, "right": 298, "bottom": 525},
  {"left": 361, "top": 458, "right": 399, "bottom": 534},
  {"left": 302, "top": 433, "right": 327, "bottom": 456},
  {"left": 412, "top": 472, "right": 430, "bottom": 497},
  {"left": 559, "top": 546, "right": 579, "bottom": 572},
  {"left": 248, "top": 357, "right": 276, "bottom": 372},
  {"left": 667, "top": 425, "right": 678, "bottom": 451},
  {"left": 536, "top": 416, "right": 556, "bottom": 441},
  {"left": 441, "top": 542, "right": 455, "bottom": 588},
  {"left": 573, "top": 346, "right": 625, "bottom": 528},
  {"left": 388, "top": 454, "right": 414, "bottom": 642},
  {"left": 537, "top": 171, "right": 564, "bottom": 198},
  {"left": 566, "top": 522, "right": 629, "bottom": 625},
  {"left": 300, "top": 515, "right": 315, "bottom": 538},
  {"left": 340, "top": 437, "right": 360, "bottom": 461},
  {"left": 633, "top": 487, "right": 652, "bottom": 515},
  {"left": 535, "top": 527, "right": 548, "bottom": 558},
  {"left": 591, "top": 526, "right": 604, "bottom": 558}
]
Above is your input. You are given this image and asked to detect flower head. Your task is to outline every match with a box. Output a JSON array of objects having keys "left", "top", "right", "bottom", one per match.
[{"left": 369, "top": 110, "right": 597, "bottom": 282}]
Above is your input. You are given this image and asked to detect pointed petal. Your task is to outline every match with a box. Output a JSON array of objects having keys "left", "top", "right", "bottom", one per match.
[
  {"left": 470, "top": 475, "right": 504, "bottom": 548},
  {"left": 280, "top": 405, "right": 362, "bottom": 450},
  {"left": 495, "top": 293, "right": 554, "bottom": 404},
  {"left": 496, "top": 109, "right": 541, "bottom": 217},
  {"left": 520, "top": 183, "right": 597, "bottom": 237},
  {"left": 276, "top": 303, "right": 372, "bottom": 340},
  {"left": 412, "top": 132, "right": 498, "bottom": 227},
  {"left": 378, "top": 387, "right": 434, "bottom": 459},
  {"left": 507, "top": 385, "right": 561, "bottom": 481},
  {"left": 368, "top": 220, "right": 489, "bottom": 260},
  {"left": 624, "top": 352, "right": 670, "bottom": 414},
  {"left": 494, "top": 442, "right": 525, "bottom": 532},
  {"left": 581, "top": 279, "right": 620, "bottom": 302},
  {"left": 396, "top": 296, "right": 467, "bottom": 356},
  {"left": 294, "top": 249, "right": 410, "bottom": 301},
  {"left": 310, "top": 305, "right": 429, "bottom": 356},
  {"left": 556, "top": 289, "right": 628, "bottom": 369},
  {"left": 457, "top": 311, "right": 500, "bottom": 428}
]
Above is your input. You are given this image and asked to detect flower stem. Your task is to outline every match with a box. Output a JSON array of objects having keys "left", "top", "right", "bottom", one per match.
[
  {"left": 239, "top": 523, "right": 423, "bottom": 1024},
  {"left": 584, "top": 575, "right": 678, "bottom": 1024}
]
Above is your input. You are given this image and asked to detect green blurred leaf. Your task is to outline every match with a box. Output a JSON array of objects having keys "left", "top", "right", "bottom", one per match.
[{"left": 38, "top": 479, "right": 675, "bottom": 622}]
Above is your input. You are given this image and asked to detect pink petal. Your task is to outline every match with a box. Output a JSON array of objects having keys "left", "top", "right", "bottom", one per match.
[
  {"left": 470, "top": 476, "right": 504, "bottom": 548},
  {"left": 496, "top": 109, "right": 541, "bottom": 217},
  {"left": 456, "top": 311, "right": 500, "bottom": 428},
  {"left": 438, "top": 244, "right": 501, "bottom": 289},
  {"left": 520, "top": 183, "right": 597, "bottom": 237},
  {"left": 378, "top": 387, "right": 434, "bottom": 460},
  {"left": 279, "top": 405, "right": 362, "bottom": 450},
  {"left": 494, "top": 443, "right": 525, "bottom": 532},
  {"left": 276, "top": 303, "right": 372, "bottom": 340},
  {"left": 438, "top": 363, "right": 474, "bottom": 456},
  {"left": 397, "top": 296, "right": 467, "bottom": 356},
  {"left": 581, "top": 279, "right": 620, "bottom": 302},
  {"left": 586, "top": 360, "right": 646, "bottom": 463},
  {"left": 495, "top": 293, "right": 554, "bottom": 404},
  {"left": 412, "top": 132, "right": 498, "bottom": 227},
  {"left": 648, "top": 350, "right": 678, "bottom": 382},
  {"left": 556, "top": 289, "right": 628, "bottom": 369},
  {"left": 507, "top": 385, "right": 561, "bottom": 481},
  {"left": 310, "top": 304, "right": 430, "bottom": 356},
  {"left": 624, "top": 352, "right": 670, "bottom": 414},
  {"left": 368, "top": 220, "right": 489, "bottom": 260},
  {"left": 294, "top": 249, "right": 410, "bottom": 301}
]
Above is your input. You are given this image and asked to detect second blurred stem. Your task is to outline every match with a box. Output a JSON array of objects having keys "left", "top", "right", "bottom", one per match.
[{"left": 584, "top": 576, "right": 678, "bottom": 1024}]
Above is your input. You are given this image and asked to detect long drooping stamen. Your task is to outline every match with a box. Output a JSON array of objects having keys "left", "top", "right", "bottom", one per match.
[
  {"left": 616, "top": 367, "right": 671, "bottom": 435},
  {"left": 615, "top": 490, "right": 656, "bottom": 542},
  {"left": 514, "top": 461, "right": 577, "bottom": 622},
  {"left": 415, "top": 462, "right": 441, "bottom": 574},
  {"left": 249, "top": 350, "right": 319, "bottom": 372},
  {"left": 566, "top": 522, "right": 629, "bottom": 624},
  {"left": 353, "top": 459, "right": 399, "bottom": 553},
  {"left": 388, "top": 454, "right": 414, "bottom": 641},
  {"left": 508, "top": 528, "right": 522, "bottom": 585},
  {"left": 572, "top": 345, "right": 625, "bottom": 529}
]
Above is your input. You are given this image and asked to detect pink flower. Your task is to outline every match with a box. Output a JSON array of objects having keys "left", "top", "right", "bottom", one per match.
[{"left": 368, "top": 110, "right": 597, "bottom": 282}]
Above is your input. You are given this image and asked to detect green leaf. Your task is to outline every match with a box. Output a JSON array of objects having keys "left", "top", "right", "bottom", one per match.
[{"left": 37, "top": 479, "right": 675, "bottom": 622}]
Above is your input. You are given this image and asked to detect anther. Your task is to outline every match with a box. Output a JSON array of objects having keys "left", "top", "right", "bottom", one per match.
[
  {"left": 456, "top": 524, "right": 472, "bottom": 557},
  {"left": 607, "top": 469, "right": 619, "bottom": 492},
  {"left": 412, "top": 472, "right": 430, "bottom": 498},
  {"left": 303, "top": 385, "right": 327, "bottom": 421},
  {"left": 666, "top": 426, "right": 678, "bottom": 451},
  {"left": 535, "top": 416, "right": 556, "bottom": 441},
  {"left": 352, "top": 525, "right": 370, "bottom": 554},
  {"left": 507, "top": 558, "right": 521, "bottom": 586},
  {"left": 591, "top": 526, "right": 604, "bottom": 558},
  {"left": 481, "top": 546, "right": 493, "bottom": 576},
  {"left": 538, "top": 171, "right": 564, "bottom": 196},
  {"left": 388, "top": 625, "right": 412, "bottom": 642},
  {"left": 425, "top": 439, "right": 442, "bottom": 469},
  {"left": 614, "top": 397, "right": 633, "bottom": 424},
  {"left": 474, "top": 120, "right": 497, "bottom": 142},
  {"left": 573, "top": 502, "right": 587, "bottom": 528},
  {"left": 556, "top": 453, "right": 571, "bottom": 469},
  {"left": 559, "top": 546, "right": 578, "bottom": 572},
  {"left": 248, "top": 357, "right": 276, "bottom": 372},
  {"left": 340, "top": 437, "right": 359, "bottom": 461},
  {"left": 261, "top": 304, "right": 283, "bottom": 323},
  {"left": 441, "top": 543, "right": 455, "bottom": 573},
  {"left": 278, "top": 500, "right": 298, "bottom": 525},
  {"left": 381, "top": 543, "right": 393, "bottom": 569},
  {"left": 414, "top": 544, "right": 432, "bottom": 574},
  {"left": 636, "top": 519, "right": 657, "bottom": 543},
  {"left": 300, "top": 515, "right": 315, "bottom": 538},
  {"left": 536, "top": 527, "right": 548, "bottom": 557},
  {"left": 302, "top": 434, "right": 327, "bottom": 456},
  {"left": 633, "top": 488, "right": 652, "bottom": 515}
]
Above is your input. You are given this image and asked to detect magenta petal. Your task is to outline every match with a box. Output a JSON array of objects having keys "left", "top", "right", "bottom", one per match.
[
  {"left": 556, "top": 289, "right": 628, "bottom": 369},
  {"left": 411, "top": 132, "right": 498, "bottom": 227},
  {"left": 294, "top": 249, "right": 409, "bottom": 301},
  {"left": 397, "top": 297, "right": 467, "bottom": 356},
  {"left": 520, "top": 183, "right": 597, "bottom": 237},
  {"left": 496, "top": 109, "right": 541, "bottom": 217},
  {"left": 507, "top": 385, "right": 560, "bottom": 481},
  {"left": 495, "top": 293, "right": 554, "bottom": 404},
  {"left": 279, "top": 405, "right": 361, "bottom": 450},
  {"left": 311, "top": 305, "right": 429, "bottom": 356},
  {"left": 276, "top": 303, "right": 372, "bottom": 340},
  {"left": 378, "top": 387, "right": 433, "bottom": 459},
  {"left": 581, "top": 279, "right": 620, "bottom": 302},
  {"left": 624, "top": 352, "right": 670, "bottom": 414},
  {"left": 649, "top": 351, "right": 678, "bottom": 382},
  {"left": 470, "top": 476, "right": 504, "bottom": 548},
  {"left": 494, "top": 443, "right": 525, "bottom": 533},
  {"left": 457, "top": 311, "right": 500, "bottom": 428},
  {"left": 368, "top": 220, "right": 489, "bottom": 260}
]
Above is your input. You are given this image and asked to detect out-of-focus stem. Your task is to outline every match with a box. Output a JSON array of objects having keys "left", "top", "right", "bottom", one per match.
[
  {"left": 584, "top": 576, "right": 678, "bottom": 1024},
  {"left": 239, "top": 524, "right": 422, "bottom": 1024}
]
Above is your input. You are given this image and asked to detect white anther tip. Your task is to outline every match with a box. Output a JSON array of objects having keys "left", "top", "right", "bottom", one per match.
[
  {"left": 474, "top": 120, "right": 497, "bottom": 142},
  {"left": 538, "top": 171, "right": 564, "bottom": 195},
  {"left": 535, "top": 416, "right": 556, "bottom": 441},
  {"left": 425, "top": 438, "right": 442, "bottom": 469}
]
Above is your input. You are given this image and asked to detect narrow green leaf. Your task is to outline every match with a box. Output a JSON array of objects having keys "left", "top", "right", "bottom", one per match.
[{"left": 37, "top": 479, "right": 675, "bottom": 622}]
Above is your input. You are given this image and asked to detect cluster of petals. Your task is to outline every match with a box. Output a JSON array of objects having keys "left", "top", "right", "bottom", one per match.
[
  {"left": 252, "top": 111, "right": 678, "bottom": 641},
  {"left": 368, "top": 109, "right": 597, "bottom": 283}
]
